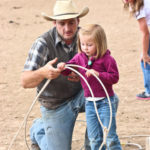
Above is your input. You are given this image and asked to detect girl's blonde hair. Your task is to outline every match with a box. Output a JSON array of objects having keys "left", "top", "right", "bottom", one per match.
[
  {"left": 123, "top": 0, "right": 144, "bottom": 16},
  {"left": 78, "top": 24, "right": 107, "bottom": 59}
]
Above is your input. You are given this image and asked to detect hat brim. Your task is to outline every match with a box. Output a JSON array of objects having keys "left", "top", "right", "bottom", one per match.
[{"left": 42, "top": 7, "right": 89, "bottom": 21}]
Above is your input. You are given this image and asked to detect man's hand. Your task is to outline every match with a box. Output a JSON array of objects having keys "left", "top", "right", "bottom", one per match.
[
  {"left": 41, "top": 58, "right": 61, "bottom": 80},
  {"left": 68, "top": 72, "right": 80, "bottom": 82},
  {"left": 21, "top": 58, "right": 62, "bottom": 88}
]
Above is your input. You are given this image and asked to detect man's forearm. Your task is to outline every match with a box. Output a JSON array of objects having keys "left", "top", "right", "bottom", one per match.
[{"left": 21, "top": 68, "right": 45, "bottom": 88}]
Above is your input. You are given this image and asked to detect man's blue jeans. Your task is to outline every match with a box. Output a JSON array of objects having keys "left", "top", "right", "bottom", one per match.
[
  {"left": 30, "top": 90, "right": 91, "bottom": 150},
  {"left": 141, "top": 35, "right": 150, "bottom": 94},
  {"left": 85, "top": 95, "right": 122, "bottom": 150}
]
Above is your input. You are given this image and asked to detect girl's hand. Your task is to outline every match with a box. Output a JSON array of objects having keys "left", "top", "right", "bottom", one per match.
[
  {"left": 86, "top": 69, "right": 99, "bottom": 77},
  {"left": 142, "top": 54, "right": 150, "bottom": 67},
  {"left": 68, "top": 72, "right": 80, "bottom": 82},
  {"left": 122, "top": 0, "right": 128, "bottom": 3},
  {"left": 57, "top": 62, "right": 66, "bottom": 71}
]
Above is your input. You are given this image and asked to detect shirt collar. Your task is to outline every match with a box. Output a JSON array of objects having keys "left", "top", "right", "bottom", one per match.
[{"left": 55, "top": 30, "right": 62, "bottom": 46}]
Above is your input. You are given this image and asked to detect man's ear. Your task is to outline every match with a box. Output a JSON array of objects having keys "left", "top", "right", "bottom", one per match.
[
  {"left": 53, "top": 21, "right": 56, "bottom": 26},
  {"left": 77, "top": 18, "right": 80, "bottom": 24}
]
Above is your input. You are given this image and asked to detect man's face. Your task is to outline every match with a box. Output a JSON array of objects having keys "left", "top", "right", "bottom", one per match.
[{"left": 54, "top": 18, "right": 79, "bottom": 44}]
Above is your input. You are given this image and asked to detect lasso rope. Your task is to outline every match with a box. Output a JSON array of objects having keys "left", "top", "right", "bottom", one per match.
[{"left": 7, "top": 64, "right": 112, "bottom": 150}]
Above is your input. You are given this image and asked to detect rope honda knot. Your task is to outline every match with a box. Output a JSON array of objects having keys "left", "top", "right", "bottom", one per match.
[{"left": 103, "top": 127, "right": 108, "bottom": 145}]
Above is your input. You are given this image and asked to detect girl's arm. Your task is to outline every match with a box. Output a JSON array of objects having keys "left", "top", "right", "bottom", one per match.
[
  {"left": 137, "top": 17, "right": 150, "bottom": 67},
  {"left": 99, "top": 57, "right": 119, "bottom": 85}
]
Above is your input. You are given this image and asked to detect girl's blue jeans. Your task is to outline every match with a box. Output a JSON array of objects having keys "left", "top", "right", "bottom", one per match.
[
  {"left": 30, "top": 90, "right": 91, "bottom": 150},
  {"left": 141, "top": 35, "right": 150, "bottom": 94},
  {"left": 85, "top": 95, "right": 122, "bottom": 150}
]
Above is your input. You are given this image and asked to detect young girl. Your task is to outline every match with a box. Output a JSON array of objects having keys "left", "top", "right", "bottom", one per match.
[
  {"left": 123, "top": 0, "right": 150, "bottom": 100},
  {"left": 57, "top": 24, "right": 122, "bottom": 150}
]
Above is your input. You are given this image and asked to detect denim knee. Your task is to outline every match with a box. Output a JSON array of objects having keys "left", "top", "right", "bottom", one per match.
[
  {"left": 30, "top": 118, "right": 45, "bottom": 143},
  {"left": 106, "top": 138, "right": 122, "bottom": 150},
  {"left": 89, "top": 137, "right": 103, "bottom": 150}
]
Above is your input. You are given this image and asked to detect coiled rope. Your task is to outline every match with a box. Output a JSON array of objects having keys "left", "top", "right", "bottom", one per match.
[{"left": 7, "top": 64, "right": 113, "bottom": 150}]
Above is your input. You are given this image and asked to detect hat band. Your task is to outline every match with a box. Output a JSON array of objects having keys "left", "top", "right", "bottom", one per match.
[{"left": 54, "top": 13, "right": 78, "bottom": 17}]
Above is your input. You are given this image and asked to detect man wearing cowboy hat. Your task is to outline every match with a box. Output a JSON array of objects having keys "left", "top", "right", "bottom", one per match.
[{"left": 21, "top": 0, "right": 90, "bottom": 150}]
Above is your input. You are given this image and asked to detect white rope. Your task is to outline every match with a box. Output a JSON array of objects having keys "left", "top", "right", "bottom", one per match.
[
  {"left": 7, "top": 64, "right": 112, "bottom": 150},
  {"left": 124, "top": 142, "right": 143, "bottom": 150},
  {"left": 120, "top": 135, "right": 150, "bottom": 139},
  {"left": 7, "top": 79, "right": 51, "bottom": 150}
]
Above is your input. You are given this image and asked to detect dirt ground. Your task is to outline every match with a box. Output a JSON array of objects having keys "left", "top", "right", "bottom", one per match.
[{"left": 1, "top": 0, "right": 150, "bottom": 150}]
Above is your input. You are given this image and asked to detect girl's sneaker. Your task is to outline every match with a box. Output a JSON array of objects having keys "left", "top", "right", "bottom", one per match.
[
  {"left": 31, "top": 143, "right": 40, "bottom": 150},
  {"left": 136, "top": 92, "right": 150, "bottom": 100}
]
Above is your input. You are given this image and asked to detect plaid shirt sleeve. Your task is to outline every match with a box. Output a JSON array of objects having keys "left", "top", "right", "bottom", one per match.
[{"left": 23, "top": 38, "right": 49, "bottom": 71}]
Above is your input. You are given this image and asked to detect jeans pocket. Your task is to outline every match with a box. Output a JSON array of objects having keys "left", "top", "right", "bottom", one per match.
[{"left": 100, "top": 96, "right": 117, "bottom": 116}]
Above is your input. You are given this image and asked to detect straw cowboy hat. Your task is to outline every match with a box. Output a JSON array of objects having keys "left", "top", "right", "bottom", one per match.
[{"left": 42, "top": 0, "right": 89, "bottom": 21}]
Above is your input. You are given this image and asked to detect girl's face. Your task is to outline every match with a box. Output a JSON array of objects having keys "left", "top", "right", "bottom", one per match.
[
  {"left": 123, "top": 0, "right": 134, "bottom": 3},
  {"left": 79, "top": 34, "right": 97, "bottom": 57}
]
